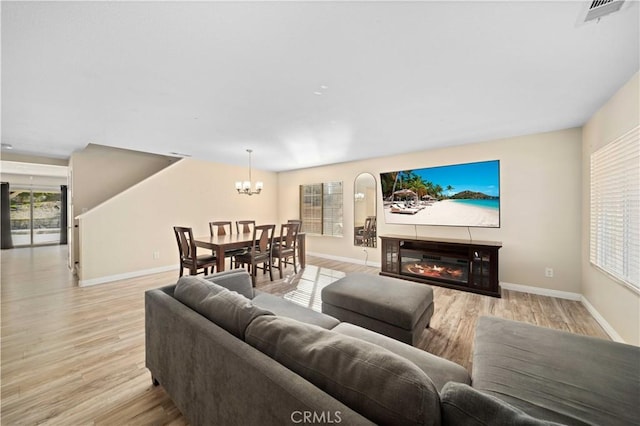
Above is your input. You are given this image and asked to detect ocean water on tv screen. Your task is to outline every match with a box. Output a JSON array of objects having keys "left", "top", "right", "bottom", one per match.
[{"left": 451, "top": 199, "right": 499, "bottom": 210}]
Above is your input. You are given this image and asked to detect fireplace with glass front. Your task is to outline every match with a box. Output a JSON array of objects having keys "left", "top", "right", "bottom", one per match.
[{"left": 380, "top": 235, "right": 502, "bottom": 297}]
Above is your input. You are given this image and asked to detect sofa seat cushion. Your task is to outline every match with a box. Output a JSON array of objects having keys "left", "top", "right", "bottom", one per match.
[
  {"left": 174, "top": 275, "right": 272, "bottom": 339},
  {"left": 245, "top": 315, "right": 441, "bottom": 426},
  {"left": 473, "top": 316, "right": 640, "bottom": 426},
  {"left": 333, "top": 322, "right": 470, "bottom": 391},
  {"left": 252, "top": 291, "right": 339, "bottom": 329},
  {"left": 440, "top": 382, "right": 563, "bottom": 426}
]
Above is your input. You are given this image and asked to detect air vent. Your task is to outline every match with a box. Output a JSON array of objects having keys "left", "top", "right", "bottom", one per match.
[{"left": 582, "top": 0, "right": 625, "bottom": 23}]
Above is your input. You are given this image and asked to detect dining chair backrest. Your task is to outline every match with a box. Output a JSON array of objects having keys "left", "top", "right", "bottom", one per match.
[
  {"left": 363, "top": 217, "right": 374, "bottom": 233},
  {"left": 280, "top": 222, "right": 299, "bottom": 249},
  {"left": 236, "top": 220, "right": 256, "bottom": 235},
  {"left": 209, "top": 221, "right": 232, "bottom": 236},
  {"left": 287, "top": 219, "right": 302, "bottom": 231},
  {"left": 173, "top": 226, "right": 195, "bottom": 261},
  {"left": 253, "top": 224, "right": 275, "bottom": 255}
]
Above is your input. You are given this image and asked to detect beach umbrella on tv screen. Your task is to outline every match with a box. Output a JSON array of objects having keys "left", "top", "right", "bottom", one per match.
[{"left": 393, "top": 189, "right": 417, "bottom": 198}]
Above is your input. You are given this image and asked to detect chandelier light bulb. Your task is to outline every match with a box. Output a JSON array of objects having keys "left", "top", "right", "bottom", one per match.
[{"left": 236, "top": 149, "right": 263, "bottom": 195}]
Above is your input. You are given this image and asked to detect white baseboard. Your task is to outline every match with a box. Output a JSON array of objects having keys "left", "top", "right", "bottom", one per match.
[
  {"left": 500, "top": 281, "right": 582, "bottom": 301},
  {"left": 307, "top": 251, "right": 382, "bottom": 268},
  {"left": 77, "top": 252, "right": 381, "bottom": 287},
  {"left": 79, "top": 265, "right": 176, "bottom": 287},
  {"left": 580, "top": 296, "right": 625, "bottom": 343},
  {"left": 501, "top": 281, "right": 625, "bottom": 343}
]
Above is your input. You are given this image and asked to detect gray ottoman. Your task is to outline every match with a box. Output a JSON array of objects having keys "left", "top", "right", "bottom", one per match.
[{"left": 321, "top": 273, "right": 434, "bottom": 346}]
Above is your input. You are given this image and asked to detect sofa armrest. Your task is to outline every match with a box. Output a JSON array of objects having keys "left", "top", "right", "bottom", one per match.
[{"left": 441, "top": 382, "right": 563, "bottom": 426}]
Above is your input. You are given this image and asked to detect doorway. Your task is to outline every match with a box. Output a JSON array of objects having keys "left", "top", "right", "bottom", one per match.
[{"left": 10, "top": 187, "right": 63, "bottom": 246}]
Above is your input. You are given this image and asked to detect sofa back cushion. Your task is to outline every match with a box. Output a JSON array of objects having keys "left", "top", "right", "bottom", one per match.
[
  {"left": 175, "top": 275, "right": 224, "bottom": 306},
  {"left": 174, "top": 275, "right": 272, "bottom": 339},
  {"left": 204, "top": 269, "right": 254, "bottom": 299},
  {"left": 245, "top": 315, "right": 441, "bottom": 426},
  {"left": 332, "top": 322, "right": 470, "bottom": 391}
]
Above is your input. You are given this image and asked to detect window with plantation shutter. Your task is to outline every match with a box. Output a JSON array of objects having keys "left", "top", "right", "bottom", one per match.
[
  {"left": 299, "top": 182, "right": 343, "bottom": 237},
  {"left": 590, "top": 125, "right": 640, "bottom": 290}
]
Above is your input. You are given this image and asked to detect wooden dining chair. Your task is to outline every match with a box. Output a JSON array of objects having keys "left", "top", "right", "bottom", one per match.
[
  {"left": 209, "top": 221, "right": 240, "bottom": 268},
  {"left": 287, "top": 219, "right": 303, "bottom": 260},
  {"left": 173, "top": 226, "right": 217, "bottom": 277},
  {"left": 273, "top": 222, "right": 300, "bottom": 279},
  {"left": 234, "top": 224, "right": 275, "bottom": 286},
  {"left": 236, "top": 220, "right": 256, "bottom": 235},
  {"left": 355, "top": 216, "right": 375, "bottom": 247}
]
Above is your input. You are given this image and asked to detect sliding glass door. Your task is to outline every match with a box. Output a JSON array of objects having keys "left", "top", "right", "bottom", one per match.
[{"left": 10, "top": 188, "right": 62, "bottom": 246}]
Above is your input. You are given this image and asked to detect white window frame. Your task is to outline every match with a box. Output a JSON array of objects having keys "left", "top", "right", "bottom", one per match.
[{"left": 590, "top": 125, "right": 639, "bottom": 291}]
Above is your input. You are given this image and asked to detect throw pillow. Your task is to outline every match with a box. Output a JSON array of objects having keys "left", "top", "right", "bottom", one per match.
[
  {"left": 440, "top": 382, "right": 565, "bottom": 426},
  {"left": 245, "top": 315, "right": 441, "bottom": 426}
]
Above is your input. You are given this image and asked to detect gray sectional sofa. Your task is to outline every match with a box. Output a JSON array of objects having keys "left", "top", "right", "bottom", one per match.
[{"left": 145, "top": 269, "right": 639, "bottom": 426}]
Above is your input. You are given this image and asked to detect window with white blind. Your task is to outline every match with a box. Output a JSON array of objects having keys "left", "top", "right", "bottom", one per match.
[
  {"left": 299, "top": 182, "right": 343, "bottom": 237},
  {"left": 590, "top": 125, "right": 640, "bottom": 290}
]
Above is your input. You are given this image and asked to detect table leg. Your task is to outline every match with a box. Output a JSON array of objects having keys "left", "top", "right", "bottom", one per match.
[
  {"left": 216, "top": 247, "right": 225, "bottom": 272},
  {"left": 298, "top": 234, "right": 305, "bottom": 268}
]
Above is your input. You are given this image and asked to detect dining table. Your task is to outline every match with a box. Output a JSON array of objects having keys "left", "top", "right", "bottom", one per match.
[{"left": 194, "top": 232, "right": 306, "bottom": 273}]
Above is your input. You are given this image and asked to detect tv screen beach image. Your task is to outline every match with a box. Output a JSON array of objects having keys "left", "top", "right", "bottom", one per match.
[{"left": 380, "top": 160, "right": 500, "bottom": 228}]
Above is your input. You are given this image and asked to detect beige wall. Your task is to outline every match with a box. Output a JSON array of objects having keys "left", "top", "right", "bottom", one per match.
[
  {"left": 278, "top": 127, "right": 583, "bottom": 293},
  {"left": 582, "top": 71, "right": 640, "bottom": 345},
  {"left": 70, "top": 144, "right": 178, "bottom": 214},
  {"left": 70, "top": 144, "right": 179, "bottom": 268},
  {"left": 77, "top": 157, "right": 278, "bottom": 284},
  {"left": 1, "top": 152, "right": 68, "bottom": 166},
  {"left": 0, "top": 154, "right": 68, "bottom": 187},
  {"left": 0, "top": 172, "right": 67, "bottom": 188}
]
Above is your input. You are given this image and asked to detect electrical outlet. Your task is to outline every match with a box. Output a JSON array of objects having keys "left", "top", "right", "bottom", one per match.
[
  {"left": 545, "top": 267, "right": 554, "bottom": 278},
  {"left": 153, "top": 250, "right": 160, "bottom": 259}
]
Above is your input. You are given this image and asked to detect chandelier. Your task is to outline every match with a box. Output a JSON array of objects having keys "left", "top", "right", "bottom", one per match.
[{"left": 235, "top": 149, "right": 263, "bottom": 196}]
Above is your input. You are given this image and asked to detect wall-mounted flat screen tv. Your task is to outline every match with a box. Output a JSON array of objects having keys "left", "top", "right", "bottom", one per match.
[{"left": 380, "top": 160, "right": 500, "bottom": 228}]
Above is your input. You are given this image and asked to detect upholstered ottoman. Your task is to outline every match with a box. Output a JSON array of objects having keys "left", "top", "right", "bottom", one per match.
[{"left": 321, "top": 273, "right": 434, "bottom": 346}]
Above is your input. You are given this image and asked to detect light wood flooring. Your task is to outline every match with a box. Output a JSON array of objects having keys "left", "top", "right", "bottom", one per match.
[{"left": 1, "top": 245, "right": 609, "bottom": 425}]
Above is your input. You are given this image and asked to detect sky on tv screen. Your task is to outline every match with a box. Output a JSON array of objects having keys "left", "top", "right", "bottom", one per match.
[{"left": 414, "top": 160, "right": 500, "bottom": 197}]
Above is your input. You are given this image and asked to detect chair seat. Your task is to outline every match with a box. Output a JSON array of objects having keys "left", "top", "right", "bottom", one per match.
[
  {"left": 225, "top": 248, "right": 248, "bottom": 257},
  {"left": 236, "top": 251, "right": 269, "bottom": 263},
  {"left": 193, "top": 254, "right": 217, "bottom": 265},
  {"left": 272, "top": 245, "right": 294, "bottom": 257}
]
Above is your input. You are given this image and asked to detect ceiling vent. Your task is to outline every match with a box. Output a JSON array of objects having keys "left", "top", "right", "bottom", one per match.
[{"left": 579, "top": 0, "right": 626, "bottom": 23}]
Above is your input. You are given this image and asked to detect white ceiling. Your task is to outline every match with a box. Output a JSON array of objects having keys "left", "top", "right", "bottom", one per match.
[{"left": 2, "top": 1, "right": 639, "bottom": 171}]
